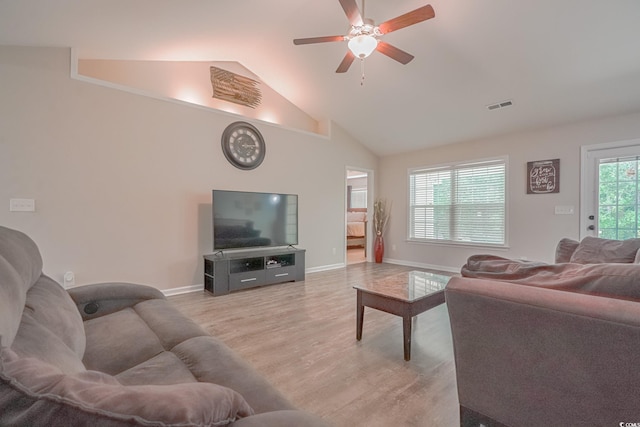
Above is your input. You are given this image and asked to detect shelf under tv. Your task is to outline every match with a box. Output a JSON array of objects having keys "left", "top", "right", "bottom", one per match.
[{"left": 203, "top": 247, "right": 305, "bottom": 296}]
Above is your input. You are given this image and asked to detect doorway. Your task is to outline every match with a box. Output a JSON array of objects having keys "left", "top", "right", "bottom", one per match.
[
  {"left": 581, "top": 138, "right": 640, "bottom": 239},
  {"left": 346, "top": 168, "right": 373, "bottom": 264}
]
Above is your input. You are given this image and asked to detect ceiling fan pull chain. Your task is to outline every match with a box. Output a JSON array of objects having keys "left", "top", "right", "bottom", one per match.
[{"left": 360, "top": 59, "right": 365, "bottom": 86}]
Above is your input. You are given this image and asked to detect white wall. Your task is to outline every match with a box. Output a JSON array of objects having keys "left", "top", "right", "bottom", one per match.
[
  {"left": 379, "top": 111, "right": 640, "bottom": 270},
  {"left": 0, "top": 46, "right": 378, "bottom": 291},
  {"left": 77, "top": 58, "right": 320, "bottom": 134}
]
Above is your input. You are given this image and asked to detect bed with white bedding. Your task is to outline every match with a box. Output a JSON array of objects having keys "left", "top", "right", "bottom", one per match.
[{"left": 346, "top": 210, "right": 367, "bottom": 255}]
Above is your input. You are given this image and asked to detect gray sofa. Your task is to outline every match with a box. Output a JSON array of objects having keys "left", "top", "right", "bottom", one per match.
[
  {"left": 0, "top": 226, "right": 330, "bottom": 426},
  {"left": 445, "top": 237, "right": 640, "bottom": 426}
]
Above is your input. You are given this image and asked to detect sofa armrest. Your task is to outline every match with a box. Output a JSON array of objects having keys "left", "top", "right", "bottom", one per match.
[
  {"left": 445, "top": 277, "right": 640, "bottom": 427},
  {"left": 67, "top": 282, "right": 165, "bottom": 321}
]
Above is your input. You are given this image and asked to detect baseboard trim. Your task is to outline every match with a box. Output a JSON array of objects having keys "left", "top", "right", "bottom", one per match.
[
  {"left": 306, "top": 259, "right": 458, "bottom": 275},
  {"left": 162, "top": 284, "right": 203, "bottom": 297},
  {"left": 382, "top": 258, "right": 460, "bottom": 274},
  {"left": 306, "top": 263, "right": 345, "bottom": 274}
]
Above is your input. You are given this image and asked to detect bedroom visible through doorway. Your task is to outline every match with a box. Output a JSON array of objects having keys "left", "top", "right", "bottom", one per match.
[{"left": 347, "top": 169, "right": 370, "bottom": 265}]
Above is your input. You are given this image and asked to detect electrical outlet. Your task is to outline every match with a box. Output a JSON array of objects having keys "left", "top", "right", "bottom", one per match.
[
  {"left": 63, "top": 271, "right": 75, "bottom": 288},
  {"left": 10, "top": 198, "right": 35, "bottom": 212}
]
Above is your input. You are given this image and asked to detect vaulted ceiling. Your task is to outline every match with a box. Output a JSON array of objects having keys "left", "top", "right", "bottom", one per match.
[{"left": 2, "top": 0, "right": 640, "bottom": 156}]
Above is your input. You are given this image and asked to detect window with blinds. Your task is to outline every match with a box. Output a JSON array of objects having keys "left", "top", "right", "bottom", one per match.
[
  {"left": 350, "top": 189, "right": 367, "bottom": 209},
  {"left": 409, "top": 158, "right": 507, "bottom": 246}
]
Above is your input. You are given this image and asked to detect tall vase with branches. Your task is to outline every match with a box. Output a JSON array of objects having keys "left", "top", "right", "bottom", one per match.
[{"left": 373, "top": 198, "right": 391, "bottom": 263}]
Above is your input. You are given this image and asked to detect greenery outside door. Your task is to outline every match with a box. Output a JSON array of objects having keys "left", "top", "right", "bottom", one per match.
[{"left": 582, "top": 140, "right": 640, "bottom": 240}]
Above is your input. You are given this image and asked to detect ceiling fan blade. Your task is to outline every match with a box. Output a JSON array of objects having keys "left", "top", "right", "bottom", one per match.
[
  {"left": 293, "top": 35, "right": 345, "bottom": 45},
  {"left": 376, "top": 41, "right": 414, "bottom": 65},
  {"left": 378, "top": 4, "right": 435, "bottom": 34},
  {"left": 339, "top": 0, "right": 363, "bottom": 26},
  {"left": 336, "top": 51, "right": 356, "bottom": 73}
]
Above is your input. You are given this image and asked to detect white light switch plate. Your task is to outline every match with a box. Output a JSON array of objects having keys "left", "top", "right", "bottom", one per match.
[
  {"left": 554, "top": 205, "right": 574, "bottom": 215},
  {"left": 10, "top": 198, "right": 36, "bottom": 212}
]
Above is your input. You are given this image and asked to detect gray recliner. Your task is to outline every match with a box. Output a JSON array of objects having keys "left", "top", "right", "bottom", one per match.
[{"left": 0, "top": 225, "right": 330, "bottom": 426}]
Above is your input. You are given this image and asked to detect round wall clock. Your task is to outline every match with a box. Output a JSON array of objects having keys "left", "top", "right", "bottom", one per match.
[{"left": 221, "top": 121, "right": 266, "bottom": 170}]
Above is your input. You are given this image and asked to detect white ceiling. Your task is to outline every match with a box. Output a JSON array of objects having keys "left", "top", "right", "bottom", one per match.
[{"left": 2, "top": 0, "right": 640, "bottom": 156}]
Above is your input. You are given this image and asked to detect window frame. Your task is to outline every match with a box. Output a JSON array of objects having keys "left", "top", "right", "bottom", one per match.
[
  {"left": 407, "top": 156, "right": 509, "bottom": 248},
  {"left": 581, "top": 139, "right": 640, "bottom": 240}
]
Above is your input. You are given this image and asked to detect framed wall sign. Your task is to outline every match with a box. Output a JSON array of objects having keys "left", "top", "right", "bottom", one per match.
[{"left": 527, "top": 158, "right": 560, "bottom": 194}]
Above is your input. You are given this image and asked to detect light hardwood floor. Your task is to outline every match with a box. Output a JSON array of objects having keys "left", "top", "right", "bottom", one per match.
[
  {"left": 347, "top": 247, "right": 366, "bottom": 264},
  {"left": 169, "top": 262, "right": 460, "bottom": 427}
]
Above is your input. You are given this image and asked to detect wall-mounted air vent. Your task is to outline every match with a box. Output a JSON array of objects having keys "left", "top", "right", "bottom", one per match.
[{"left": 487, "top": 99, "right": 514, "bottom": 111}]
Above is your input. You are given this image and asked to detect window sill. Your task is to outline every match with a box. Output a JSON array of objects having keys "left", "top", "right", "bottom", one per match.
[{"left": 407, "top": 239, "right": 510, "bottom": 250}]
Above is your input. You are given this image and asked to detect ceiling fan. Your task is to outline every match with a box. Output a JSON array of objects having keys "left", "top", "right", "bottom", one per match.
[{"left": 293, "top": 0, "right": 435, "bottom": 73}]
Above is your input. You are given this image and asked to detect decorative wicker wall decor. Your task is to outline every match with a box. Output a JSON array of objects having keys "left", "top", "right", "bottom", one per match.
[{"left": 210, "top": 66, "right": 262, "bottom": 108}]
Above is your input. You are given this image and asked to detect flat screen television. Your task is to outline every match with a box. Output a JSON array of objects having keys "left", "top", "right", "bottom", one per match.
[{"left": 212, "top": 190, "right": 298, "bottom": 250}]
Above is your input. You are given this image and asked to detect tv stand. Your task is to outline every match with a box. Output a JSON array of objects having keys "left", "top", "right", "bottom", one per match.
[{"left": 203, "top": 248, "right": 305, "bottom": 296}]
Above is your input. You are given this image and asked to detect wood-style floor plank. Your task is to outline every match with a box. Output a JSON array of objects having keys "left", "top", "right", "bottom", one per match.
[{"left": 169, "top": 262, "right": 460, "bottom": 427}]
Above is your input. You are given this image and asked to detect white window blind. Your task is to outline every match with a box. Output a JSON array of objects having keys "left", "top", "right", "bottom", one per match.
[
  {"left": 350, "top": 189, "right": 367, "bottom": 209},
  {"left": 409, "top": 159, "right": 506, "bottom": 246}
]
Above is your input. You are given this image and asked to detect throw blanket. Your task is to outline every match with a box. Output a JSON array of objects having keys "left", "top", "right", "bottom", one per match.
[{"left": 461, "top": 254, "right": 640, "bottom": 301}]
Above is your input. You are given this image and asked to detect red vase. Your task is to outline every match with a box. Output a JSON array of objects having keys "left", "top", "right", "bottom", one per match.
[{"left": 374, "top": 234, "right": 384, "bottom": 263}]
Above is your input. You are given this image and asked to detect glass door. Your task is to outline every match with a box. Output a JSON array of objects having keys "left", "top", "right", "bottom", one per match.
[{"left": 581, "top": 140, "right": 640, "bottom": 239}]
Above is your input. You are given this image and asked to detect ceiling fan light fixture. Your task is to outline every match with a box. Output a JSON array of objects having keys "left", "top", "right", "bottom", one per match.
[
  {"left": 348, "top": 34, "right": 378, "bottom": 59},
  {"left": 293, "top": 1, "right": 436, "bottom": 74}
]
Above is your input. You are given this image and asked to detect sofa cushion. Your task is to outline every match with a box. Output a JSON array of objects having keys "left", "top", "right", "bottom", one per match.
[
  {"left": 554, "top": 238, "right": 579, "bottom": 263},
  {"left": 11, "top": 313, "right": 86, "bottom": 375},
  {"left": 81, "top": 297, "right": 295, "bottom": 413},
  {"left": 23, "top": 276, "right": 85, "bottom": 356},
  {"left": 461, "top": 254, "right": 640, "bottom": 301},
  {"left": 0, "top": 226, "right": 43, "bottom": 293},
  {"left": 82, "top": 299, "right": 210, "bottom": 376},
  {"left": 570, "top": 236, "right": 640, "bottom": 263},
  {"left": 0, "top": 255, "right": 26, "bottom": 348},
  {"left": 0, "top": 226, "right": 44, "bottom": 348},
  {"left": 11, "top": 276, "right": 86, "bottom": 374},
  {"left": 82, "top": 307, "right": 166, "bottom": 375},
  {"left": 0, "top": 347, "right": 254, "bottom": 427},
  {"left": 172, "top": 336, "right": 296, "bottom": 414},
  {"left": 131, "top": 299, "right": 209, "bottom": 350},
  {"left": 115, "top": 351, "right": 198, "bottom": 386}
]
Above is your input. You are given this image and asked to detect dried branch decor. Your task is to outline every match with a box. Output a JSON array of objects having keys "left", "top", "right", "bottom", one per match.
[
  {"left": 373, "top": 198, "right": 391, "bottom": 236},
  {"left": 210, "top": 67, "right": 262, "bottom": 108}
]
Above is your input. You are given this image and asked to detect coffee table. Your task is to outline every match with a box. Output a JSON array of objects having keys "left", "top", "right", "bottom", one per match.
[{"left": 354, "top": 270, "right": 451, "bottom": 361}]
